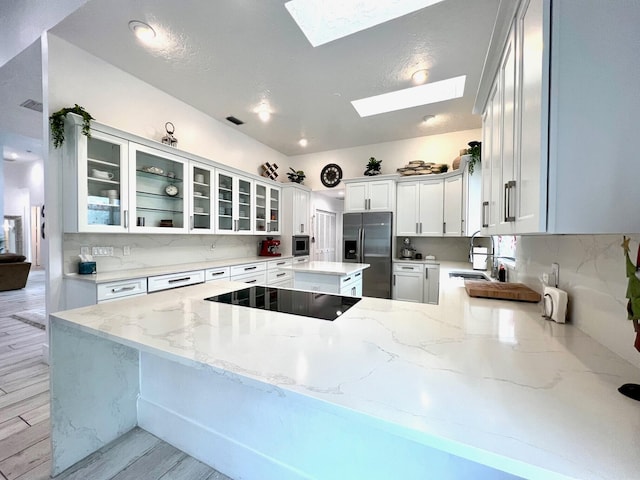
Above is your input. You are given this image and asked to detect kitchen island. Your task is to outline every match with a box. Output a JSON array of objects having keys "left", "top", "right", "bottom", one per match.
[
  {"left": 49, "top": 268, "right": 640, "bottom": 479},
  {"left": 282, "top": 260, "right": 370, "bottom": 296}
]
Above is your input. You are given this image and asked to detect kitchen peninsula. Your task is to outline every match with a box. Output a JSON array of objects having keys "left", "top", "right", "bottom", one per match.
[
  {"left": 283, "top": 260, "right": 369, "bottom": 296},
  {"left": 49, "top": 270, "right": 640, "bottom": 480}
]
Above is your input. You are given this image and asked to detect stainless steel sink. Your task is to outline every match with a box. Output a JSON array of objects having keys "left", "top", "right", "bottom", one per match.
[{"left": 448, "top": 271, "right": 491, "bottom": 281}]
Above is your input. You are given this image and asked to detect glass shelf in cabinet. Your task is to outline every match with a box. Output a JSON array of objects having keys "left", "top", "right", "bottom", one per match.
[{"left": 136, "top": 169, "right": 183, "bottom": 182}]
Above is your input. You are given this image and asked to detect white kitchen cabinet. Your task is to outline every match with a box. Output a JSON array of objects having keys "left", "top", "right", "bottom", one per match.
[
  {"left": 65, "top": 277, "right": 147, "bottom": 309},
  {"left": 443, "top": 175, "right": 463, "bottom": 236},
  {"left": 205, "top": 266, "right": 230, "bottom": 282},
  {"left": 392, "top": 262, "right": 439, "bottom": 304},
  {"left": 396, "top": 178, "right": 444, "bottom": 236},
  {"left": 215, "top": 170, "right": 254, "bottom": 235},
  {"left": 282, "top": 184, "right": 310, "bottom": 236},
  {"left": 477, "top": 0, "right": 640, "bottom": 234},
  {"left": 344, "top": 176, "right": 396, "bottom": 213},
  {"left": 148, "top": 269, "right": 205, "bottom": 292},
  {"left": 255, "top": 182, "right": 281, "bottom": 235},
  {"left": 392, "top": 263, "right": 423, "bottom": 303},
  {"left": 128, "top": 142, "right": 189, "bottom": 234},
  {"left": 423, "top": 264, "right": 440, "bottom": 305},
  {"left": 62, "top": 118, "right": 130, "bottom": 233},
  {"left": 189, "top": 162, "right": 215, "bottom": 234},
  {"left": 339, "top": 271, "right": 363, "bottom": 297},
  {"left": 267, "top": 258, "right": 293, "bottom": 288}
]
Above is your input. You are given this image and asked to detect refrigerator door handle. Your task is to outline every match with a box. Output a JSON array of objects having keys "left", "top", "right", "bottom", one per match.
[{"left": 359, "top": 227, "right": 366, "bottom": 263}]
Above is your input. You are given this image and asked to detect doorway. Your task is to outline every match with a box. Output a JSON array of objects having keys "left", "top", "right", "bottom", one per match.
[{"left": 313, "top": 210, "right": 337, "bottom": 262}]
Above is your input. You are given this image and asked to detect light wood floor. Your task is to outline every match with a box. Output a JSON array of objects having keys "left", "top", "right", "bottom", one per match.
[{"left": 0, "top": 271, "right": 231, "bottom": 480}]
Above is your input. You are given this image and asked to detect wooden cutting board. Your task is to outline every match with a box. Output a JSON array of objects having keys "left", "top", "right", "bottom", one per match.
[{"left": 464, "top": 281, "right": 541, "bottom": 303}]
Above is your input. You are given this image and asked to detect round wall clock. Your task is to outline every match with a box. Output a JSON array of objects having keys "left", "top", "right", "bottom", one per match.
[
  {"left": 320, "top": 163, "right": 343, "bottom": 188},
  {"left": 165, "top": 184, "right": 179, "bottom": 197}
]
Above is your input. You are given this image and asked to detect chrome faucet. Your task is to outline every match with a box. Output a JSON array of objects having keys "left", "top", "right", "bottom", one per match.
[{"left": 469, "top": 230, "right": 482, "bottom": 262}]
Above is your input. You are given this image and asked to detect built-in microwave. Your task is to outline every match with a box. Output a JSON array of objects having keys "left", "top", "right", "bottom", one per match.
[{"left": 292, "top": 235, "right": 310, "bottom": 256}]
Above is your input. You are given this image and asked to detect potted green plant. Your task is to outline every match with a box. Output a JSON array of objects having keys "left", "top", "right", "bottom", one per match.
[
  {"left": 364, "top": 157, "right": 382, "bottom": 176},
  {"left": 287, "top": 167, "right": 306, "bottom": 184},
  {"left": 466, "top": 141, "right": 481, "bottom": 175},
  {"left": 49, "top": 104, "right": 95, "bottom": 149}
]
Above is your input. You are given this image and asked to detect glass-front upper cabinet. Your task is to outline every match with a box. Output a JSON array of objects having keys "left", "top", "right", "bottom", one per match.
[
  {"left": 254, "top": 181, "right": 281, "bottom": 234},
  {"left": 64, "top": 125, "right": 130, "bottom": 233},
  {"left": 216, "top": 171, "right": 254, "bottom": 235},
  {"left": 128, "top": 143, "right": 188, "bottom": 233},
  {"left": 190, "top": 162, "right": 215, "bottom": 233}
]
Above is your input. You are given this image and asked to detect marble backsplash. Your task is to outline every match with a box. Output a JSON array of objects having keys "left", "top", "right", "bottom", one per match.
[
  {"left": 514, "top": 234, "right": 640, "bottom": 369},
  {"left": 63, "top": 233, "right": 267, "bottom": 274}
]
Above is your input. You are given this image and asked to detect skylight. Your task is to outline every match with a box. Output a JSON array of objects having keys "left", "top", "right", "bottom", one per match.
[
  {"left": 285, "top": 0, "right": 446, "bottom": 47},
  {"left": 351, "top": 75, "right": 466, "bottom": 117}
]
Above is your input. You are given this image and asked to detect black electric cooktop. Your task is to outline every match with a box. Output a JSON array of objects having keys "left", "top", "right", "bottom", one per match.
[{"left": 205, "top": 286, "right": 361, "bottom": 321}]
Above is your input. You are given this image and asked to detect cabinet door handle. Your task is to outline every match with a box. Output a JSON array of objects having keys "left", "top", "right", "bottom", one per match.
[
  {"left": 168, "top": 276, "right": 191, "bottom": 284},
  {"left": 482, "top": 201, "right": 489, "bottom": 228},
  {"left": 124, "top": 210, "right": 129, "bottom": 229},
  {"left": 393, "top": 274, "right": 396, "bottom": 286},
  {"left": 504, "top": 180, "right": 516, "bottom": 222},
  {"left": 190, "top": 215, "right": 194, "bottom": 230},
  {"left": 461, "top": 219, "right": 464, "bottom": 236},
  {"left": 420, "top": 222, "right": 423, "bottom": 234},
  {"left": 425, "top": 269, "right": 429, "bottom": 279},
  {"left": 416, "top": 222, "right": 419, "bottom": 234},
  {"left": 443, "top": 222, "right": 446, "bottom": 234},
  {"left": 352, "top": 286, "right": 356, "bottom": 296},
  {"left": 112, "top": 286, "right": 136, "bottom": 293},
  {"left": 244, "top": 266, "right": 257, "bottom": 271},
  {"left": 301, "top": 223, "right": 304, "bottom": 233}
]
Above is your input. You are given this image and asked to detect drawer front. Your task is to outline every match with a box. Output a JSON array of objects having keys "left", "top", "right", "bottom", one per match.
[
  {"left": 340, "top": 270, "right": 363, "bottom": 288},
  {"left": 292, "top": 256, "right": 309, "bottom": 264},
  {"left": 230, "top": 271, "right": 267, "bottom": 285},
  {"left": 97, "top": 278, "right": 147, "bottom": 302},
  {"left": 267, "top": 258, "right": 293, "bottom": 270},
  {"left": 148, "top": 270, "right": 205, "bottom": 292},
  {"left": 267, "top": 269, "right": 292, "bottom": 284},
  {"left": 393, "top": 263, "right": 424, "bottom": 273},
  {"left": 230, "top": 262, "right": 266, "bottom": 277},
  {"left": 205, "top": 267, "right": 231, "bottom": 282}
]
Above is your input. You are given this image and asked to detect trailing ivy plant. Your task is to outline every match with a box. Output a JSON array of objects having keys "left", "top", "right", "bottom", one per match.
[
  {"left": 49, "top": 104, "right": 95, "bottom": 149},
  {"left": 466, "top": 141, "right": 481, "bottom": 175}
]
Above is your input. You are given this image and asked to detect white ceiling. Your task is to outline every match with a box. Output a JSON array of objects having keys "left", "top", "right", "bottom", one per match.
[{"left": 46, "top": 0, "right": 499, "bottom": 156}]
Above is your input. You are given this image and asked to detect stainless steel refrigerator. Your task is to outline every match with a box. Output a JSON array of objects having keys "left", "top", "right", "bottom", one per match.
[{"left": 343, "top": 212, "right": 392, "bottom": 299}]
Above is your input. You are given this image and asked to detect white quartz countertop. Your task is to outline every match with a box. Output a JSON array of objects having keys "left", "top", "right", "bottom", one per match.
[
  {"left": 64, "top": 255, "right": 293, "bottom": 284},
  {"left": 282, "top": 261, "right": 370, "bottom": 275},
  {"left": 50, "top": 261, "right": 640, "bottom": 479}
]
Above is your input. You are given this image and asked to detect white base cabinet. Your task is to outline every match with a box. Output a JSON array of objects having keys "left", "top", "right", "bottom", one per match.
[
  {"left": 392, "top": 262, "right": 440, "bottom": 304},
  {"left": 294, "top": 270, "right": 363, "bottom": 296}
]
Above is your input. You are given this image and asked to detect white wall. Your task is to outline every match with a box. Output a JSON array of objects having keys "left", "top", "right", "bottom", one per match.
[
  {"left": 515, "top": 234, "right": 640, "bottom": 369},
  {"left": 289, "top": 129, "right": 481, "bottom": 191},
  {"left": 48, "top": 35, "right": 287, "bottom": 176}
]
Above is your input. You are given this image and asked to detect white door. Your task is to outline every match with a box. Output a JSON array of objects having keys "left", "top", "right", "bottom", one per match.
[{"left": 314, "top": 209, "right": 336, "bottom": 262}]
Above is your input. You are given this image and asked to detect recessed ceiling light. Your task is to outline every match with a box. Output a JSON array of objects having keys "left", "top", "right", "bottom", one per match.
[
  {"left": 422, "top": 114, "right": 435, "bottom": 124},
  {"left": 9, "top": 153, "right": 18, "bottom": 159},
  {"left": 128, "top": 20, "right": 156, "bottom": 43},
  {"left": 256, "top": 103, "right": 272, "bottom": 123},
  {"left": 285, "top": 0, "right": 446, "bottom": 47},
  {"left": 351, "top": 75, "right": 466, "bottom": 117},
  {"left": 411, "top": 69, "right": 429, "bottom": 85},
  {"left": 298, "top": 138, "right": 308, "bottom": 147}
]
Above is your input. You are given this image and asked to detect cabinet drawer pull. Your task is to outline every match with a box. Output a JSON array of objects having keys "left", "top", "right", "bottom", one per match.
[
  {"left": 246, "top": 279, "right": 257, "bottom": 284},
  {"left": 482, "top": 201, "right": 489, "bottom": 228},
  {"left": 168, "top": 276, "right": 191, "bottom": 284},
  {"left": 276, "top": 261, "right": 286, "bottom": 266},
  {"left": 343, "top": 276, "right": 352, "bottom": 283},
  {"left": 355, "top": 272, "right": 361, "bottom": 277},
  {"left": 244, "top": 266, "right": 257, "bottom": 271},
  {"left": 401, "top": 266, "right": 413, "bottom": 270},
  {"left": 210, "top": 271, "right": 225, "bottom": 276},
  {"left": 276, "top": 272, "right": 286, "bottom": 278},
  {"left": 112, "top": 286, "right": 136, "bottom": 293},
  {"left": 504, "top": 180, "right": 516, "bottom": 222}
]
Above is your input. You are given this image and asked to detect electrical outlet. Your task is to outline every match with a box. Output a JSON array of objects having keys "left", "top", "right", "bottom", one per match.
[
  {"left": 552, "top": 262, "right": 560, "bottom": 287},
  {"left": 542, "top": 273, "right": 549, "bottom": 285},
  {"left": 123, "top": 245, "right": 131, "bottom": 256},
  {"left": 80, "top": 246, "right": 90, "bottom": 255}
]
